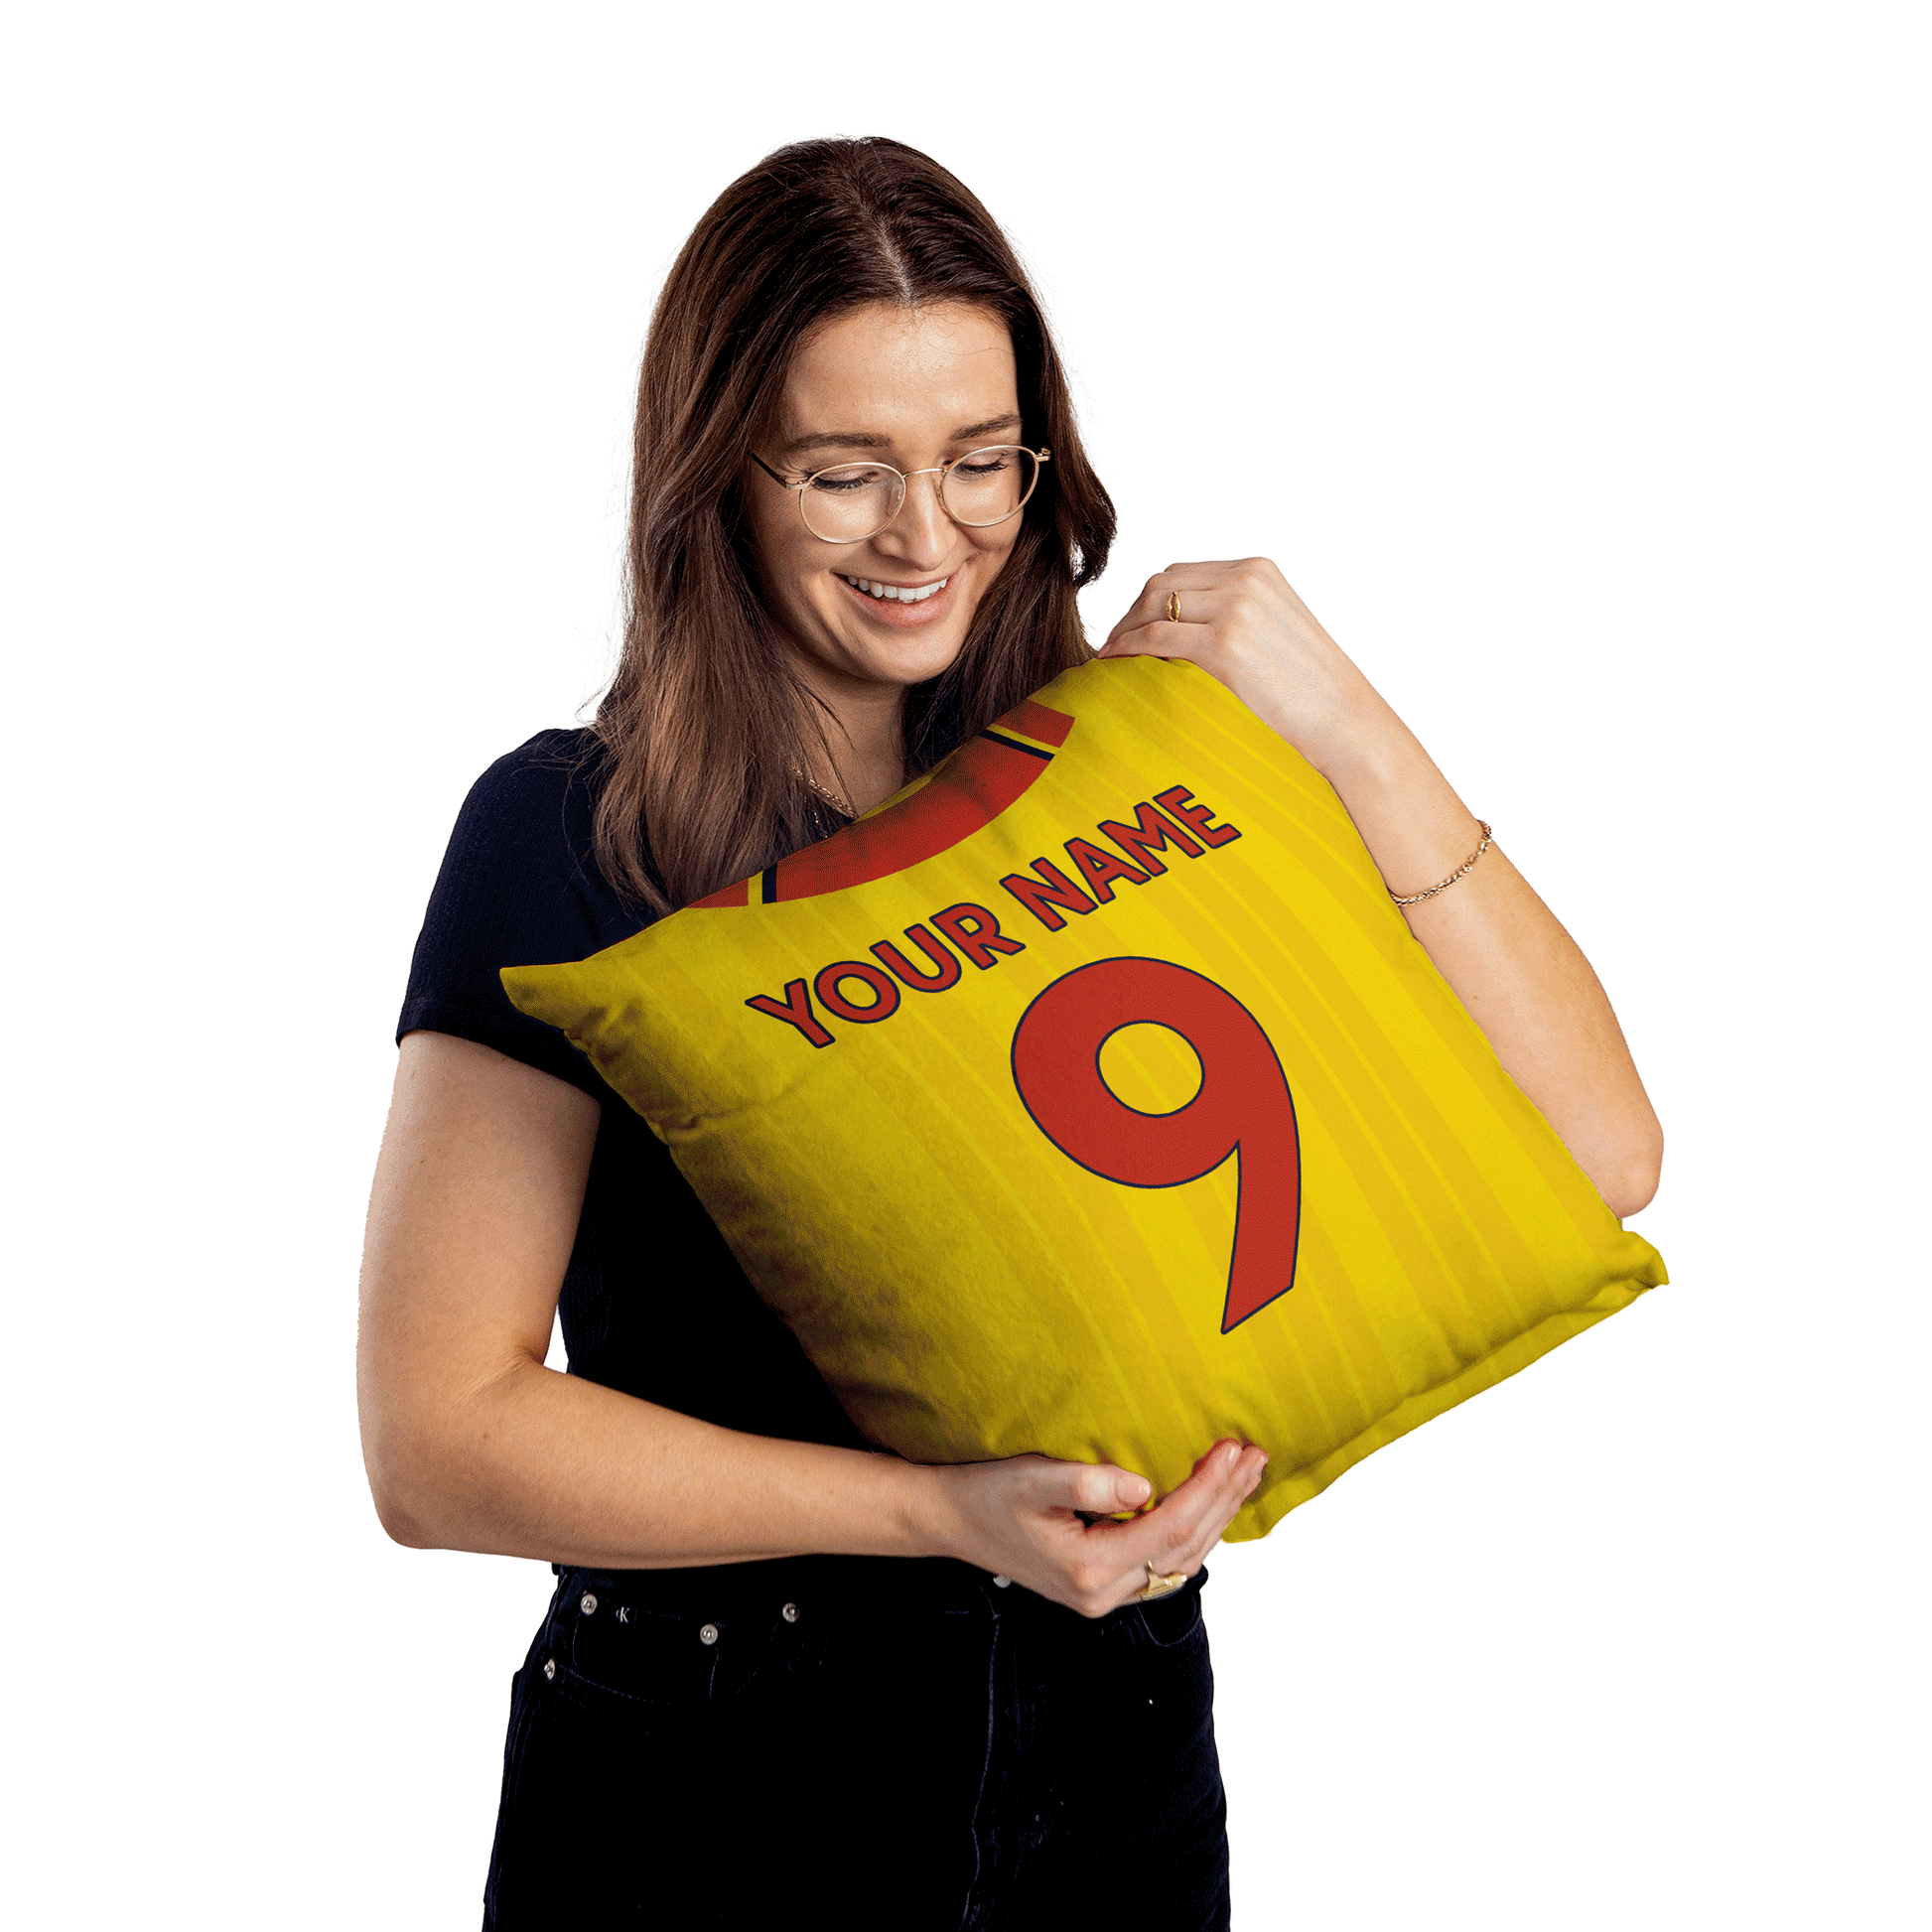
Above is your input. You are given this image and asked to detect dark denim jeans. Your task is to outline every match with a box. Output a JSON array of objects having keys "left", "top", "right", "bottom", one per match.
[{"left": 483, "top": 1552, "right": 1229, "bottom": 1928}]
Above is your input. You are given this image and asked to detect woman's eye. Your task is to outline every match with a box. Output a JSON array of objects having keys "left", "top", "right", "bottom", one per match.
[
  {"left": 953, "top": 458, "right": 1010, "bottom": 479},
  {"left": 810, "top": 468, "right": 887, "bottom": 494}
]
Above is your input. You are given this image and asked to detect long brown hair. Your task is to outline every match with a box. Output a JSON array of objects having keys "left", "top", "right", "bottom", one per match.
[{"left": 591, "top": 136, "right": 1116, "bottom": 913}]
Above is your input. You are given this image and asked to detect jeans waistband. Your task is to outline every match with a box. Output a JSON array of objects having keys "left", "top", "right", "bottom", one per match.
[
  {"left": 548, "top": 1552, "right": 1209, "bottom": 1627},
  {"left": 550, "top": 1551, "right": 1002, "bottom": 1618}
]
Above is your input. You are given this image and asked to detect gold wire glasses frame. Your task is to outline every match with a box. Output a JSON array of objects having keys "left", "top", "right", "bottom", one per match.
[{"left": 751, "top": 444, "right": 1051, "bottom": 544}]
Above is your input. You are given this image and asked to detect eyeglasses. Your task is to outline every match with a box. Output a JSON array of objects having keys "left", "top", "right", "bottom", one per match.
[{"left": 751, "top": 444, "right": 1051, "bottom": 544}]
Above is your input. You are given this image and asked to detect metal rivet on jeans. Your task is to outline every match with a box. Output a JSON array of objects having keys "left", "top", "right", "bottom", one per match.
[
  {"left": 542, "top": 1659, "right": 556, "bottom": 1681},
  {"left": 699, "top": 1622, "right": 720, "bottom": 1646},
  {"left": 993, "top": 1575, "right": 1012, "bottom": 1588},
  {"left": 781, "top": 1601, "right": 799, "bottom": 1623},
  {"left": 580, "top": 1592, "right": 598, "bottom": 1615}
]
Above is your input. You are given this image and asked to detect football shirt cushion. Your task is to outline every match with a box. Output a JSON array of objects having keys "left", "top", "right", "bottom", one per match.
[{"left": 504, "top": 657, "right": 1664, "bottom": 1538}]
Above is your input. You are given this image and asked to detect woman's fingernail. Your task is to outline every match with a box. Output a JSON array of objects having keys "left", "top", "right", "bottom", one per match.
[
  {"left": 1119, "top": 1476, "right": 1151, "bottom": 1506},
  {"left": 1223, "top": 1444, "right": 1241, "bottom": 1472}
]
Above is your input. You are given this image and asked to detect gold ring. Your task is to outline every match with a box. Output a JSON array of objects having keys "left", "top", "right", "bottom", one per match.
[
  {"left": 1138, "top": 1562, "right": 1187, "bottom": 1601},
  {"left": 1166, "top": 590, "right": 1181, "bottom": 624}
]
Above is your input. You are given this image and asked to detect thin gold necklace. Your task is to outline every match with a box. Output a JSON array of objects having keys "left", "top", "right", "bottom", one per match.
[{"left": 793, "top": 767, "right": 853, "bottom": 816}]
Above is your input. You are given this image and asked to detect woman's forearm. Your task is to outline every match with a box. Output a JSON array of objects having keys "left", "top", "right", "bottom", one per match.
[
  {"left": 1315, "top": 693, "right": 1663, "bottom": 1216},
  {"left": 369, "top": 1348, "right": 947, "bottom": 1570}
]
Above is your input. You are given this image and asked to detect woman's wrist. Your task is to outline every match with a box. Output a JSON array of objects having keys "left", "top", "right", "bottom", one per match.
[
  {"left": 692, "top": 1438, "right": 970, "bottom": 1570},
  {"left": 1290, "top": 701, "right": 1490, "bottom": 906},
  {"left": 886, "top": 1456, "right": 968, "bottom": 1565}
]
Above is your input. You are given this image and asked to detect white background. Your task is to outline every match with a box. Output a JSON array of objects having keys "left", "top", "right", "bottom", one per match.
[{"left": 4, "top": 3, "right": 1926, "bottom": 1925}]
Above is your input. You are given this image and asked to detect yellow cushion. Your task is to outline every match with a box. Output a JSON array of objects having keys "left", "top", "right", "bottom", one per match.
[{"left": 503, "top": 657, "right": 1664, "bottom": 1539}]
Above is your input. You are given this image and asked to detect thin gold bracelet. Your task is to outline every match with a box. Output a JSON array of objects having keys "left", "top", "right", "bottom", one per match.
[{"left": 1389, "top": 822, "right": 1493, "bottom": 906}]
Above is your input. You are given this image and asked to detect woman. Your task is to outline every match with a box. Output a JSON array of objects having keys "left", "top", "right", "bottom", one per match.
[{"left": 359, "top": 136, "right": 1661, "bottom": 1927}]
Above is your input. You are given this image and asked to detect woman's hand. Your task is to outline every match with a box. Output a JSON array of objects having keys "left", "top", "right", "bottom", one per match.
[
  {"left": 923, "top": 1440, "right": 1269, "bottom": 1618},
  {"left": 1098, "top": 556, "right": 1393, "bottom": 780}
]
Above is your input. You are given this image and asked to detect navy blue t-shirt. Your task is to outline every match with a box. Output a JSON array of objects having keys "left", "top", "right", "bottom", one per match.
[{"left": 397, "top": 729, "right": 868, "bottom": 1451}]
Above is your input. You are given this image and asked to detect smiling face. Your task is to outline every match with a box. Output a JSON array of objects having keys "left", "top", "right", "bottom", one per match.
[{"left": 742, "top": 302, "right": 1028, "bottom": 716}]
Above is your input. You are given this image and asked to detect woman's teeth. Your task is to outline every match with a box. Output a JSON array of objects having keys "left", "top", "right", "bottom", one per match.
[{"left": 841, "top": 574, "right": 949, "bottom": 603}]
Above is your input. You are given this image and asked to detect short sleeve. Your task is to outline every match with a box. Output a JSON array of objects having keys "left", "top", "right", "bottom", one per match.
[{"left": 397, "top": 729, "right": 651, "bottom": 1100}]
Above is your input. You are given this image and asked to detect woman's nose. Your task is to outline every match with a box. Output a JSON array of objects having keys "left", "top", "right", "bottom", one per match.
[{"left": 880, "top": 468, "right": 952, "bottom": 565}]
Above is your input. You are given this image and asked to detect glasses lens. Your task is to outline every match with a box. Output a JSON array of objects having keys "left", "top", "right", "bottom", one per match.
[
  {"left": 800, "top": 463, "right": 903, "bottom": 542},
  {"left": 941, "top": 446, "right": 1038, "bottom": 528}
]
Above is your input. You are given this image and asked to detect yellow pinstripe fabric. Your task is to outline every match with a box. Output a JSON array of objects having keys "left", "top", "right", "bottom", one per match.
[{"left": 504, "top": 658, "right": 1663, "bottom": 1538}]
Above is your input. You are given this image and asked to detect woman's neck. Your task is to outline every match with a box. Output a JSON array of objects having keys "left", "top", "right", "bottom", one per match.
[{"left": 798, "top": 668, "right": 907, "bottom": 818}]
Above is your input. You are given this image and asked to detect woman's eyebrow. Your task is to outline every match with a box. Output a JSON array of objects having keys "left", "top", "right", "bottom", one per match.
[
  {"left": 782, "top": 411, "right": 1024, "bottom": 457},
  {"left": 949, "top": 412, "right": 1023, "bottom": 443}
]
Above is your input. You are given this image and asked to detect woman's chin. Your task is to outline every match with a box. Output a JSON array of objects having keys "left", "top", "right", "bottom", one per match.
[{"left": 817, "top": 606, "right": 979, "bottom": 688}]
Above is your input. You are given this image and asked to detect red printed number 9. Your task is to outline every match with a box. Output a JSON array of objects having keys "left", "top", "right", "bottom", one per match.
[{"left": 1010, "top": 957, "right": 1301, "bottom": 1333}]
